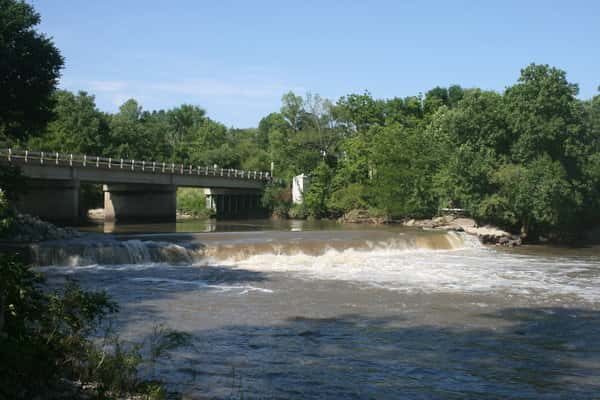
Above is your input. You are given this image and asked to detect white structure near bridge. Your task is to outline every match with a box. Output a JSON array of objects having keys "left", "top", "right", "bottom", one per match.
[{"left": 292, "top": 174, "right": 311, "bottom": 205}]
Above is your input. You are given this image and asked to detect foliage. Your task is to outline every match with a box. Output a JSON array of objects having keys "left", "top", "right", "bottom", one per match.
[
  {"left": 27, "top": 90, "right": 110, "bottom": 155},
  {"left": 0, "top": 190, "right": 15, "bottom": 236},
  {"left": 261, "top": 183, "right": 291, "bottom": 217},
  {"left": 302, "top": 161, "right": 333, "bottom": 218},
  {"left": 176, "top": 187, "right": 211, "bottom": 218},
  {"left": 0, "top": 0, "right": 64, "bottom": 144},
  {"left": 0, "top": 253, "right": 116, "bottom": 398},
  {"left": 0, "top": 253, "right": 184, "bottom": 399}
]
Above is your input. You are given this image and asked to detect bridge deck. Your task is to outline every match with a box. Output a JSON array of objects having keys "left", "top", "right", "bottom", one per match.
[{"left": 0, "top": 149, "right": 271, "bottom": 190}]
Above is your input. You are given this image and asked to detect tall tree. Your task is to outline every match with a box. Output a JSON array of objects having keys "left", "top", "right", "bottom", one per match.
[
  {"left": 0, "top": 0, "right": 63, "bottom": 143},
  {"left": 27, "top": 90, "right": 109, "bottom": 155},
  {"left": 280, "top": 91, "right": 305, "bottom": 132}
]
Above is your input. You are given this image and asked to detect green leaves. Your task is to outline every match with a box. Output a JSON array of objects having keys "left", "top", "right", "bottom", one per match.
[{"left": 0, "top": 0, "right": 63, "bottom": 143}]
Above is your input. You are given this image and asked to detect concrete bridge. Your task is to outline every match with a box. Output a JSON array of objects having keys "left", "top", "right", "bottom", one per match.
[{"left": 0, "top": 149, "right": 272, "bottom": 223}]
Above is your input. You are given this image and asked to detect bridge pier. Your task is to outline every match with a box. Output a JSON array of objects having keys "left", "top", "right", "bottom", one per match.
[
  {"left": 104, "top": 184, "right": 176, "bottom": 222},
  {"left": 204, "top": 188, "right": 265, "bottom": 219},
  {"left": 17, "top": 179, "right": 80, "bottom": 224}
]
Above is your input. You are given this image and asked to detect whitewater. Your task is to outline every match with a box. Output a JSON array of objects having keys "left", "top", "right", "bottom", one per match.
[{"left": 36, "top": 222, "right": 600, "bottom": 399}]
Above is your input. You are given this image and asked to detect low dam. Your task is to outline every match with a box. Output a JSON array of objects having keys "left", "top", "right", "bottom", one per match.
[{"left": 34, "top": 220, "right": 600, "bottom": 399}]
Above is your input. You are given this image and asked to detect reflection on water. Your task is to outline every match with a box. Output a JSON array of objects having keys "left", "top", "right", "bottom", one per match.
[
  {"left": 79, "top": 218, "right": 346, "bottom": 234},
  {"left": 42, "top": 220, "right": 600, "bottom": 399}
]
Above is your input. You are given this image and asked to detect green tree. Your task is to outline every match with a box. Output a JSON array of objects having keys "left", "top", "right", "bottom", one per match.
[
  {"left": 280, "top": 91, "right": 305, "bottom": 132},
  {"left": 27, "top": 90, "right": 110, "bottom": 155},
  {"left": 0, "top": 0, "right": 64, "bottom": 143},
  {"left": 505, "top": 63, "right": 586, "bottom": 170}
]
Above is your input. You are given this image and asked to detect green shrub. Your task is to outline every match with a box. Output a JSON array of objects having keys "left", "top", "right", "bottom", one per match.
[
  {"left": 177, "top": 188, "right": 211, "bottom": 218},
  {"left": 0, "top": 253, "right": 177, "bottom": 399},
  {"left": 288, "top": 203, "right": 308, "bottom": 219}
]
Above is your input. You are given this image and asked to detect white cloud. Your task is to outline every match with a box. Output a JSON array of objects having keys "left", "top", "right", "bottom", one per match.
[
  {"left": 63, "top": 77, "right": 303, "bottom": 99},
  {"left": 58, "top": 76, "right": 307, "bottom": 126}
]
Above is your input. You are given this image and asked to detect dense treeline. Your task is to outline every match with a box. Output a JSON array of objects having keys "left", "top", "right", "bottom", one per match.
[
  {"left": 1, "top": 0, "right": 599, "bottom": 396},
  {"left": 12, "top": 64, "right": 600, "bottom": 240}
]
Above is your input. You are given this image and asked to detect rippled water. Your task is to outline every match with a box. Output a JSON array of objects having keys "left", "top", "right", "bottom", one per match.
[{"left": 39, "top": 221, "right": 600, "bottom": 399}]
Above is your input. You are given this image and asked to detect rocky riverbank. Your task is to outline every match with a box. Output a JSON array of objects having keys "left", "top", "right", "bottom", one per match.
[
  {"left": 403, "top": 215, "right": 522, "bottom": 247},
  {"left": 338, "top": 209, "right": 521, "bottom": 246},
  {"left": 6, "top": 213, "right": 81, "bottom": 242}
]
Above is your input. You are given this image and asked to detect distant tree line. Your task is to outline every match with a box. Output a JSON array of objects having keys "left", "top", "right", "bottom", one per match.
[
  {"left": 1, "top": 1, "right": 599, "bottom": 241},
  {"left": 7, "top": 65, "right": 598, "bottom": 240}
]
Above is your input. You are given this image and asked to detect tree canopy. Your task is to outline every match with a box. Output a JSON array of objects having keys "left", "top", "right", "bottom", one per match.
[{"left": 0, "top": 0, "right": 63, "bottom": 143}]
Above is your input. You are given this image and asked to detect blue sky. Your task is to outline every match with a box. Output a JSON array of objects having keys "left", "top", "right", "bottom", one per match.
[{"left": 32, "top": 0, "right": 600, "bottom": 128}]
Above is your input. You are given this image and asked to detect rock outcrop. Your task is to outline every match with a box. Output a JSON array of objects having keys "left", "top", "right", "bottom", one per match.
[
  {"left": 404, "top": 215, "right": 521, "bottom": 246},
  {"left": 6, "top": 213, "right": 81, "bottom": 243}
]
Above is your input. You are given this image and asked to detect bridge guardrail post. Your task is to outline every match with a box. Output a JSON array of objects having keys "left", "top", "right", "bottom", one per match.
[
  {"left": 40, "top": 151, "right": 44, "bottom": 164},
  {"left": 152, "top": 161, "right": 156, "bottom": 172},
  {"left": 55, "top": 152, "right": 59, "bottom": 165},
  {"left": 69, "top": 154, "right": 73, "bottom": 166},
  {"left": 132, "top": 160, "right": 135, "bottom": 171},
  {"left": 96, "top": 156, "right": 99, "bottom": 167},
  {"left": 83, "top": 154, "right": 86, "bottom": 167},
  {"left": 108, "top": 157, "right": 112, "bottom": 168},
  {"left": 120, "top": 159, "right": 123, "bottom": 169},
  {"left": 25, "top": 150, "right": 28, "bottom": 163}
]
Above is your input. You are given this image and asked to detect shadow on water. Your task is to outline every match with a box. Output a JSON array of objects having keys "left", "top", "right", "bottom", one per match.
[
  {"left": 128, "top": 307, "right": 600, "bottom": 400},
  {"left": 43, "top": 263, "right": 270, "bottom": 307},
  {"left": 43, "top": 263, "right": 600, "bottom": 399}
]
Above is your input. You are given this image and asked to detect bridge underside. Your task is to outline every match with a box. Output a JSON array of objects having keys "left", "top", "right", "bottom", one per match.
[
  {"left": 17, "top": 179, "right": 266, "bottom": 224},
  {"left": 17, "top": 179, "right": 81, "bottom": 224},
  {"left": 3, "top": 153, "right": 270, "bottom": 224},
  {"left": 205, "top": 188, "right": 266, "bottom": 219},
  {"left": 104, "top": 184, "right": 176, "bottom": 222}
]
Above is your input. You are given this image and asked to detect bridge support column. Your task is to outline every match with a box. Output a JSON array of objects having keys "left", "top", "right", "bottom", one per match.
[
  {"left": 204, "top": 188, "right": 265, "bottom": 219},
  {"left": 104, "top": 184, "right": 176, "bottom": 222},
  {"left": 17, "top": 179, "right": 80, "bottom": 224}
]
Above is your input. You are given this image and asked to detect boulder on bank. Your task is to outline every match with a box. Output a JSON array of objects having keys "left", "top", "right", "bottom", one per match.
[
  {"left": 403, "top": 215, "right": 521, "bottom": 247},
  {"left": 5, "top": 213, "right": 81, "bottom": 243}
]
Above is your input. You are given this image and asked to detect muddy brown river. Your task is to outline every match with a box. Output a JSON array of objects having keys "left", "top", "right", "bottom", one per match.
[{"left": 37, "top": 220, "right": 600, "bottom": 399}]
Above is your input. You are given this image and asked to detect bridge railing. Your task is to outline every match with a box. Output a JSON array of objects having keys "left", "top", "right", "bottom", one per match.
[{"left": 1, "top": 148, "right": 273, "bottom": 182}]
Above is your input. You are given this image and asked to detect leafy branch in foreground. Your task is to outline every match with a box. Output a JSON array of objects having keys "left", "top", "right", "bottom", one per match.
[{"left": 0, "top": 253, "right": 180, "bottom": 399}]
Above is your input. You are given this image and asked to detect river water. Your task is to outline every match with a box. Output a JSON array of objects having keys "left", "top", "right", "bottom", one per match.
[{"left": 36, "top": 220, "right": 600, "bottom": 399}]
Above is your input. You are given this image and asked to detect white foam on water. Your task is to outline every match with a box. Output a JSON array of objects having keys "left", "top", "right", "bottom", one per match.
[
  {"left": 223, "top": 244, "right": 600, "bottom": 302},
  {"left": 127, "top": 277, "right": 273, "bottom": 295},
  {"left": 35, "top": 232, "right": 600, "bottom": 302}
]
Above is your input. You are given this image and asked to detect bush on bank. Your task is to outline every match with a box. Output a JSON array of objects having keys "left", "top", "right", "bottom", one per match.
[
  {"left": 176, "top": 188, "right": 212, "bottom": 218},
  {"left": 0, "top": 251, "right": 179, "bottom": 400}
]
